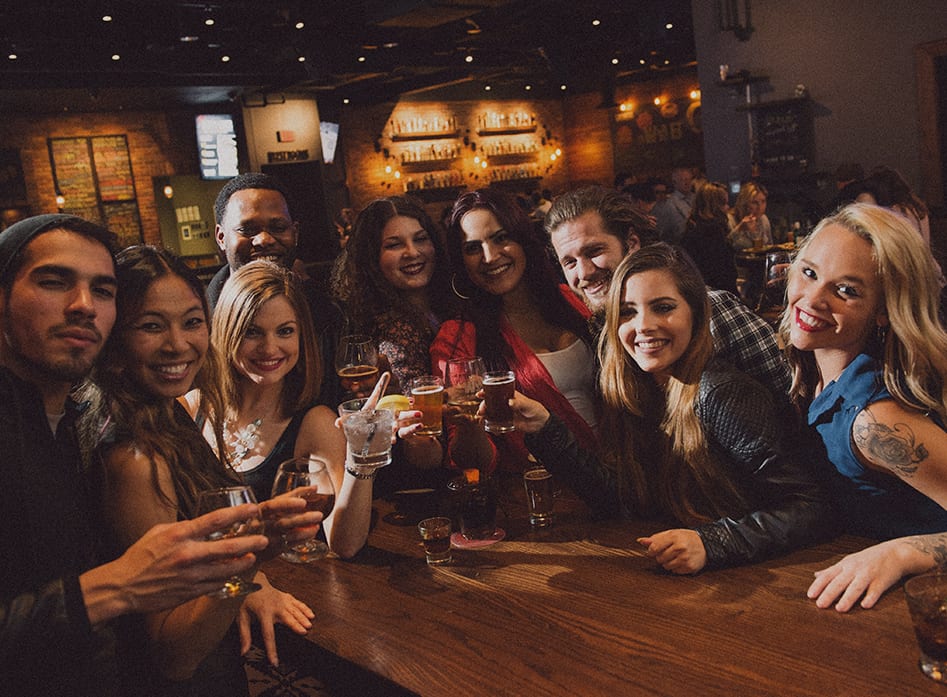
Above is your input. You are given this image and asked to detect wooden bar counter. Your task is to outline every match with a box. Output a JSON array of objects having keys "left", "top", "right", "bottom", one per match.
[{"left": 264, "top": 474, "right": 941, "bottom": 696}]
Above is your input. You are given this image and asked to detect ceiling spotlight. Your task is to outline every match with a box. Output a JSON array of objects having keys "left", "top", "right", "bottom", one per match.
[
  {"left": 484, "top": 85, "right": 491, "bottom": 91},
  {"left": 525, "top": 84, "right": 532, "bottom": 91},
  {"left": 7, "top": 53, "right": 16, "bottom": 60},
  {"left": 357, "top": 55, "right": 366, "bottom": 62},
  {"left": 295, "top": 22, "right": 305, "bottom": 30},
  {"left": 102, "top": 15, "right": 113, "bottom": 22},
  {"left": 298, "top": 55, "right": 306, "bottom": 62},
  {"left": 343, "top": 98, "right": 350, "bottom": 104},
  {"left": 111, "top": 54, "right": 120, "bottom": 61},
  {"left": 639, "top": 58, "right": 646, "bottom": 65},
  {"left": 666, "top": 23, "right": 673, "bottom": 30},
  {"left": 663, "top": 59, "right": 670, "bottom": 65},
  {"left": 205, "top": 18, "right": 215, "bottom": 26},
  {"left": 560, "top": 84, "right": 567, "bottom": 91},
  {"left": 221, "top": 55, "right": 230, "bottom": 62},
  {"left": 611, "top": 58, "right": 619, "bottom": 65},
  {"left": 591, "top": 19, "right": 601, "bottom": 26},
  {"left": 465, "top": 53, "right": 474, "bottom": 63}
]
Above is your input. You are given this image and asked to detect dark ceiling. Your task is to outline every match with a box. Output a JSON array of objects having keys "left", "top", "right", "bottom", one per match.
[{"left": 0, "top": 0, "right": 696, "bottom": 113}]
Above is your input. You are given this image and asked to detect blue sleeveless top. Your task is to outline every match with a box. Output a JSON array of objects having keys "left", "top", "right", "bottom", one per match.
[
  {"left": 808, "top": 353, "right": 947, "bottom": 538},
  {"left": 240, "top": 410, "right": 306, "bottom": 502}
]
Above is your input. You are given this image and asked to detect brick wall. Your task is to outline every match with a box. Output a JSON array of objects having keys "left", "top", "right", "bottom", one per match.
[
  {"left": 0, "top": 110, "right": 200, "bottom": 245},
  {"left": 340, "top": 97, "right": 569, "bottom": 218}
]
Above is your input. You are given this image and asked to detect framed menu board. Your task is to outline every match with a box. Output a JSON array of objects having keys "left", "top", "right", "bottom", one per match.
[{"left": 48, "top": 135, "right": 142, "bottom": 247}]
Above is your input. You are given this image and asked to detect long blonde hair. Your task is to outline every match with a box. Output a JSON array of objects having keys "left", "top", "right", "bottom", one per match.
[
  {"left": 598, "top": 243, "right": 747, "bottom": 523},
  {"left": 780, "top": 203, "right": 947, "bottom": 419},
  {"left": 732, "top": 181, "right": 767, "bottom": 222}
]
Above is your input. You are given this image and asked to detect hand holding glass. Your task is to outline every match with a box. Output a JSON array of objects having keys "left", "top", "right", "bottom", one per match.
[
  {"left": 445, "top": 357, "right": 485, "bottom": 419},
  {"left": 482, "top": 370, "right": 515, "bottom": 433},
  {"left": 341, "top": 408, "right": 395, "bottom": 476},
  {"left": 336, "top": 334, "right": 379, "bottom": 398},
  {"left": 271, "top": 456, "right": 336, "bottom": 563},
  {"left": 407, "top": 375, "right": 445, "bottom": 437},
  {"left": 195, "top": 486, "right": 263, "bottom": 597}
]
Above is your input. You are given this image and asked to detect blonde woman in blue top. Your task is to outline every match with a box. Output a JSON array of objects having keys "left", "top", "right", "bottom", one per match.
[{"left": 781, "top": 203, "right": 947, "bottom": 612}]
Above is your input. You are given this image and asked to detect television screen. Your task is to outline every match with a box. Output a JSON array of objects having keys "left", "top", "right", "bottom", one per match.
[
  {"left": 320, "top": 121, "right": 339, "bottom": 164},
  {"left": 196, "top": 114, "right": 239, "bottom": 180}
]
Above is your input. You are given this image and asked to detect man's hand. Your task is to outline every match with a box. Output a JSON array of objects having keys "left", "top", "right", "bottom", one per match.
[{"left": 82, "top": 503, "right": 269, "bottom": 624}]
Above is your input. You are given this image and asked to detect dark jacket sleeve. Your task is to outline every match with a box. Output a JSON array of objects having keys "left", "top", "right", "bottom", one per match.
[
  {"left": 524, "top": 413, "right": 622, "bottom": 518},
  {"left": 0, "top": 575, "right": 92, "bottom": 661},
  {"left": 693, "top": 368, "right": 837, "bottom": 569}
]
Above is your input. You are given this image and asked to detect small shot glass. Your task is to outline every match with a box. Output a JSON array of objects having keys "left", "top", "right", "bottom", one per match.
[{"left": 417, "top": 516, "right": 453, "bottom": 566}]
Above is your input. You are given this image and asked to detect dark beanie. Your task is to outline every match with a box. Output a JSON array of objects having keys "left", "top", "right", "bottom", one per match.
[{"left": 0, "top": 214, "right": 112, "bottom": 283}]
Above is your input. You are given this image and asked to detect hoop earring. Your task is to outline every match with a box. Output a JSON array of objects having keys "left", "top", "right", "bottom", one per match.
[{"left": 451, "top": 273, "right": 471, "bottom": 300}]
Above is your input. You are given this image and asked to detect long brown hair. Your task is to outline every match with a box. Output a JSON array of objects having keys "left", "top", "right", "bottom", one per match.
[
  {"left": 597, "top": 243, "right": 748, "bottom": 523},
  {"left": 447, "top": 188, "right": 591, "bottom": 367},
  {"left": 81, "top": 246, "right": 238, "bottom": 517}
]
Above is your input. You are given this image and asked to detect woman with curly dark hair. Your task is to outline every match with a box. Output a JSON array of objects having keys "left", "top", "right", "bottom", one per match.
[{"left": 331, "top": 196, "right": 456, "bottom": 394}]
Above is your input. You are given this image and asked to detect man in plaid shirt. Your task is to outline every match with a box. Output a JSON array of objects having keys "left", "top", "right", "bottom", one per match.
[{"left": 545, "top": 186, "right": 790, "bottom": 398}]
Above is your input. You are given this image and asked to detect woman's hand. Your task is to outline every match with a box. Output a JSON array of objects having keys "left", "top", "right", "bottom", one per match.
[
  {"left": 638, "top": 529, "right": 707, "bottom": 574},
  {"left": 807, "top": 538, "right": 936, "bottom": 612},
  {"left": 509, "top": 390, "right": 551, "bottom": 434},
  {"left": 737, "top": 214, "right": 758, "bottom": 231},
  {"left": 239, "top": 573, "right": 314, "bottom": 666},
  {"left": 258, "top": 494, "right": 323, "bottom": 560}
]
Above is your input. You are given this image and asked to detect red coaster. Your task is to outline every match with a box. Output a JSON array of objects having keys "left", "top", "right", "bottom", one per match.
[{"left": 450, "top": 528, "right": 505, "bottom": 549}]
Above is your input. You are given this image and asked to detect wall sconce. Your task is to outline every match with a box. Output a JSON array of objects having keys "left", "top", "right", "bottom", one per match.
[
  {"left": 717, "top": 0, "right": 753, "bottom": 41},
  {"left": 163, "top": 185, "right": 174, "bottom": 199}
]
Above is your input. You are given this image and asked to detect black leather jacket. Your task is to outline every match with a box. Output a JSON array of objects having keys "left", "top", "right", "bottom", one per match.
[{"left": 524, "top": 361, "right": 837, "bottom": 569}]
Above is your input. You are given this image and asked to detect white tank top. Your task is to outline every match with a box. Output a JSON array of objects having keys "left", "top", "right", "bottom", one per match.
[{"left": 535, "top": 339, "right": 598, "bottom": 429}]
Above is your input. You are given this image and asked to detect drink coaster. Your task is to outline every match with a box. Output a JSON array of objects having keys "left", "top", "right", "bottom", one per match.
[{"left": 451, "top": 528, "right": 505, "bottom": 549}]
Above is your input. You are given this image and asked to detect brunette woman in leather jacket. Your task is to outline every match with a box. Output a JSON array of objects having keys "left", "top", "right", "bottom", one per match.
[{"left": 512, "top": 243, "right": 836, "bottom": 572}]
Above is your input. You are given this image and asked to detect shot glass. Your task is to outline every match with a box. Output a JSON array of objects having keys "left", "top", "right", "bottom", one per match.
[
  {"left": 407, "top": 375, "right": 444, "bottom": 437},
  {"left": 418, "top": 516, "right": 452, "bottom": 565},
  {"left": 905, "top": 572, "right": 947, "bottom": 682},
  {"left": 482, "top": 370, "right": 515, "bottom": 434},
  {"left": 523, "top": 467, "right": 554, "bottom": 527},
  {"left": 341, "top": 408, "right": 395, "bottom": 476}
]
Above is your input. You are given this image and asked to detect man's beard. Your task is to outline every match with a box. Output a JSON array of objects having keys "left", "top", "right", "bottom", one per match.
[{"left": 3, "top": 326, "right": 99, "bottom": 385}]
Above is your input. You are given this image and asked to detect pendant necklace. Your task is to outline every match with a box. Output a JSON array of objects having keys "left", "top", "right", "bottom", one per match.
[{"left": 225, "top": 417, "right": 264, "bottom": 469}]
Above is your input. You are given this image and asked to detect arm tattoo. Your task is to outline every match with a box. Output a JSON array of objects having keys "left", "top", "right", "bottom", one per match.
[
  {"left": 852, "top": 411, "right": 928, "bottom": 477},
  {"left": 905, "top": 534, "right": 947, "bottom": 566}
]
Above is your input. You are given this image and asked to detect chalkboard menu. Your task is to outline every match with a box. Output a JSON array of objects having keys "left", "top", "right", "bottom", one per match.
[
  {"left": 48, "top": 135, "right": 142, "bottom": 247},
  {"left": 742, "top": 97, "right": 814, "bottom": 178}
]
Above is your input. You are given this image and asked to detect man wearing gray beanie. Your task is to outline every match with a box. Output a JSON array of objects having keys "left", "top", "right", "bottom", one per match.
[{"left": 0, "top": 214, "right": 271, "bottom": 696}]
